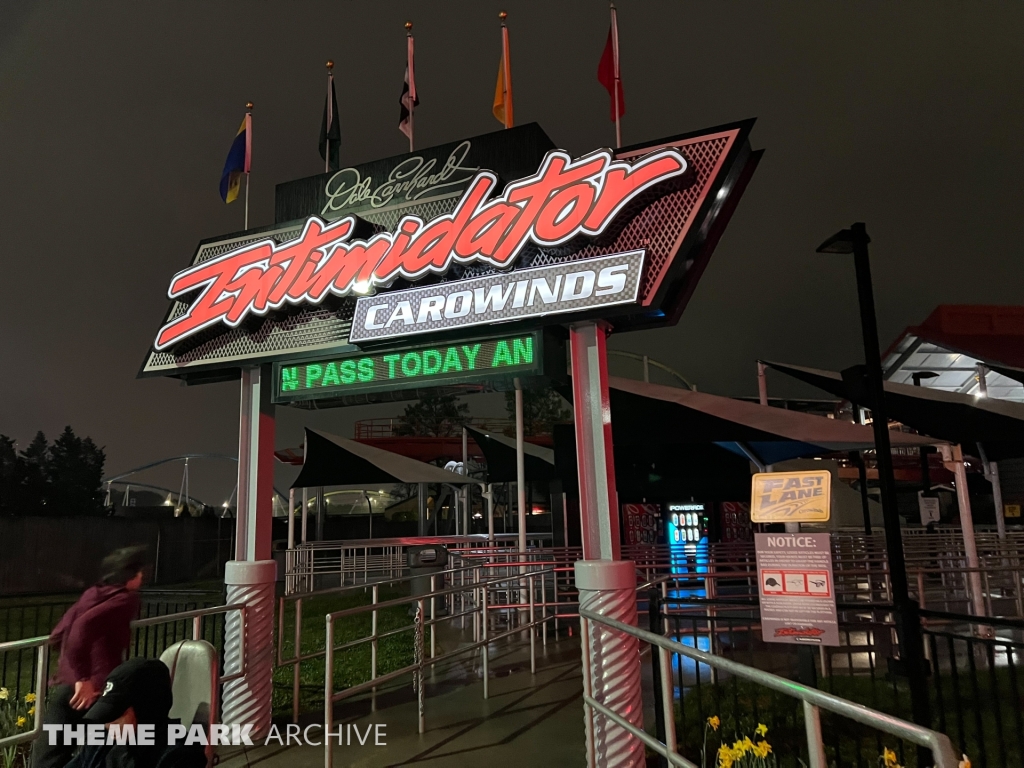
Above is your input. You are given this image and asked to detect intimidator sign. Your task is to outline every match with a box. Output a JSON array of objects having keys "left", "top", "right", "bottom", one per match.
[
  {"left": 141, "top": 121, "right": 761, "bottom": 380},
  {"left": 153, "top": 149, "right": 685, "bottom": 351},
  {"left": 274, "top": 332, "right": 542, "bottom": 403}
]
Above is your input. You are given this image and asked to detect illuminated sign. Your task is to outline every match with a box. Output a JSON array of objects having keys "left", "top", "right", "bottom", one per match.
[
  {"left": 153, "top": 147, "right": 687, "bottom": 351},
  {"left": 349, "top": 250, "right": 642, "bottom": 342},
  {"left": 750, "top": 471, "right": 831, "bottom": 523},
  {"left": 321, "top": 141, "right": 480, "bottom": 217},
  {"left": 274, "top": 332, "right": 542, "bottom": 402}
]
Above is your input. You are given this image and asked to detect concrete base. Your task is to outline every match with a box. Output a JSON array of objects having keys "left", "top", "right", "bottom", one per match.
[{"left": 222, "top": 560, "right": 277, "bottom": 739}]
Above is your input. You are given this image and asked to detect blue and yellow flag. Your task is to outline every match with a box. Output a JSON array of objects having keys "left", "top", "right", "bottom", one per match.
[{"left": 220, "top": 114, "right": 251, "bottom": 204}]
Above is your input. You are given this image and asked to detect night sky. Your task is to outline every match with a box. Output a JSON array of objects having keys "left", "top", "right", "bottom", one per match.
[{"left": 1, "top": 2, "right": 1021, "bottom": 503}]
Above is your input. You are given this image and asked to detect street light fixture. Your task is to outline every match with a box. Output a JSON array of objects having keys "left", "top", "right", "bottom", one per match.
[{"left": 817, "top": 223, "right": 933, "bottom": 743}]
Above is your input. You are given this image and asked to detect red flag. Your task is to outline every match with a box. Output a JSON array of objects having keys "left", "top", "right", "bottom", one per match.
[{"left": 597, "top": 26, "right": 624, "bottom": 121}]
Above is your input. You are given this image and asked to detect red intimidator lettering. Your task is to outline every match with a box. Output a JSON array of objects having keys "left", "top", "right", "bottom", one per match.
[{"left": 153, "top": 146, "right": 687, "bottom": 351}]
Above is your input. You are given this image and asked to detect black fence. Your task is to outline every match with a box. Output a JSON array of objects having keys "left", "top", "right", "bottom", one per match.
[
  {"left": 647, "top": 592, "right": 1024, "bottom": 767},
  {"left": 0, "top": 591, "right": 224, "bottom": 703},
  {"left": 921, "top": 609, "right": 1024, "bottom": 768}
]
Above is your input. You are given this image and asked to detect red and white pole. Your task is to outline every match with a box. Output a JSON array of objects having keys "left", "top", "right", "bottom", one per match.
[
  {"left": 222, "top": 365, "right": 277, "bottom": 738},
  {"left": 570, "top": 320, "right": 644, "bottom": 767}
]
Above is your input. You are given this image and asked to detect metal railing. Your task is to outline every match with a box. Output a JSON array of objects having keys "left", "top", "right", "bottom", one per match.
[
  {"left": 283, "top": 534, "right": 552, "bottom": 594},
  {"left": 921, "top": 609, "right": 1024, "bottom": 768},
  {"left": 353, "top": 417, "right": 518, "bottom": 439},
  {"left": 579, "top": 606, "right": 962, "bottom": 768},
  {"left": 0, "top": 603, "right": 246, "bottom": 753},
  {"left": 320, "top": 565, "right": 558, "bottom": 768}
]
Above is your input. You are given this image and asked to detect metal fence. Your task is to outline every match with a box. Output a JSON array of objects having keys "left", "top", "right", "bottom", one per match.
[
  {"left": 921, "top": 610, "right": 1024, "bottom": 768},
  {"left": 582, "top": 601, "right": 961, "bottom": 768},
  {"left": 0, "top": 602, "right": 243, "bottom": 758},
  {"left": 647, "top": 590, "right": 1024, "bottom": 767},
  {"left": 0, "top": 591, "right": 224, "bottom": 703}
]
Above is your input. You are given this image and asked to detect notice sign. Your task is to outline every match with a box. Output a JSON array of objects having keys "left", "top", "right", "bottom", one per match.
[
  {"left": 750, "top": 470, "right": 831, "bottom": 523},
  {"left": 755, "top": 533, "right": 839, "bottom": 646}
]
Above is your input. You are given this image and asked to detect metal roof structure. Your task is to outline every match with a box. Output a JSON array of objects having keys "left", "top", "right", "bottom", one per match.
[{"left": 882, "top": 305, "right": 1024, "bottom": 402}]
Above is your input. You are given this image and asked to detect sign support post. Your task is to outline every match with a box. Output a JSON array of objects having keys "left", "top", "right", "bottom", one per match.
[
  {"left": 570, "top": 320, "right": 644, "bottom": 767},
  {"left": 514, "top": 379, "right": 527, "bottom": 554},
  {"left": 223, "top": 366, "right": 277, "bottom": 739}
]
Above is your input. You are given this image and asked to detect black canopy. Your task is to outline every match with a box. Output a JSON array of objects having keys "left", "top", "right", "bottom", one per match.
[
  {"left": 764, "top": 361, "right": 1024, "bottom": 460},
  {"left": 292, "top": 429, "right": 476, "bottom": 488},
  {"left": 605, "top": 376, "right": 938, "bottom": 466},
  {"left": 465, "top": 426, "right": 558, "bottom": 483}
]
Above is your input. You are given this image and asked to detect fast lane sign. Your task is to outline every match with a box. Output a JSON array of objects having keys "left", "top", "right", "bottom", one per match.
[{"left": 750, "top": 470, "right": 831, "bottom": 523}]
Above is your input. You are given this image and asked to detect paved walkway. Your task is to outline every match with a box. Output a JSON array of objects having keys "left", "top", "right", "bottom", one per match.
[{"left": 220, "top": 633, "right": 590, "bottom": 767}]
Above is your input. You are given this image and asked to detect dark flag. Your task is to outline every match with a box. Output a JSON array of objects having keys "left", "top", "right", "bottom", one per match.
[
  {"left": 399, "top": 24, "right": 417, "bottom": 149},
  {"left": 399, "top": 66, "right": 418, "bottom": 141},
  {"left": 319, "top": 65, "right": 340, "bottom": 172}
]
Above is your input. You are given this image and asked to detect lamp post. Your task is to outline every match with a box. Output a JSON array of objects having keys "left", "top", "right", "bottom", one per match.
[{"left": 817, "top": 223, "right": 933, "bottom": 744}]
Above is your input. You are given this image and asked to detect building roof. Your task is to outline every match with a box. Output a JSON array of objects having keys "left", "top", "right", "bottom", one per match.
[
  {"left": 883, "top": 305, "right": 1024, "bottom": 402},
  {"left": 764, "top": 361, "right": 1024, "bottom": 460}
]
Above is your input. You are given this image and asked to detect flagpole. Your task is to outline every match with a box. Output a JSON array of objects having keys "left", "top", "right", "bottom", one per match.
[
  {"left": 406, "top": 22, "right": 415, "bottom": 152},
  {"left": 244, "top": 101, "right": 253, "bottom": 230},
  {"left": 610, "top": 3, "right": 621, "bottom": 149},
  {"left": 500, "top": 11, "right": 511, "bottom": 129},
  {"left": 325, "top": 60, "right": 334, "bottom": 173}
]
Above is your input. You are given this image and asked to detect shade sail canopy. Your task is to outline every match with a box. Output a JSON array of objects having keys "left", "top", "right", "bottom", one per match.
[
  {"left": 291, "top": 429, "right": 476, "bottom": 488},
  {"left": 464, "top": 426, "right": 557, "bottom": 482},
  {"left": 606, "top": 376, "right": 941, "bottom": 466},
  {"left": 764, "top": 361, "right": 1024, "bottom": 460}
]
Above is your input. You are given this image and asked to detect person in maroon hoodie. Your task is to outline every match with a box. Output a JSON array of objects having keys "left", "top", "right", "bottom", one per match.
[{"left": 31, "top": 546, "right": 147, "bottom": 768}]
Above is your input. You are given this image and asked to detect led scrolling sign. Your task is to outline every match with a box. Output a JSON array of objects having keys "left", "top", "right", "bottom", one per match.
[
  {"left": 154, "top": 147, "right": 688, "bottom": 351},
  {"left": 275, "top": 332, "right": 541, "bottom": 402}
]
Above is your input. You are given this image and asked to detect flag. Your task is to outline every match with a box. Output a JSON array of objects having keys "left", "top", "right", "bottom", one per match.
[
  {"left": 319, "top": 75, "right": 340, "bottom": 171},
  {"left": 597, "top": 24, "right": 625, "bottom": 121},
  {"left": 219, "top": 114, "right": 251, "bottom": 204},
  {"left": 492, "top": 24, "right": 513, "bottom": 127},
  {"left": 399, "top": 33, "right": 418, "bottom": 140},
  {"left": 399, "top": 67, "right": 419, "bottom": 139}
]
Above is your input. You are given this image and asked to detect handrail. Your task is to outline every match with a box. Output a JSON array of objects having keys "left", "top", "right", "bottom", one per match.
[
  {"left": 579, "top": 607, "right": 962, "bottom": 768},
  {"left": 0, "top": 602, "right": 246, "bottom": 750},
  {"left": 322, "top": 567, "right": 558, "bottom": 768}
]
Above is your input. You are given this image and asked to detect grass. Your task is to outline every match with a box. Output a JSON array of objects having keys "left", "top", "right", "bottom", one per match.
[{"left": 271, "top": 585, "right": 416, "bottom": 718}]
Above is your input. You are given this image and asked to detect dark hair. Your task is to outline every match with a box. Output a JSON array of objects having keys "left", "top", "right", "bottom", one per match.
[{"left": 100, "top": 545, "right": 148, "bottom": 585}]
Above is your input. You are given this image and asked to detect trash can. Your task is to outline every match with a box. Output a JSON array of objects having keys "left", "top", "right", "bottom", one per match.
[{"left": 407, "top": 544, "right": 448, "bottom": 616}]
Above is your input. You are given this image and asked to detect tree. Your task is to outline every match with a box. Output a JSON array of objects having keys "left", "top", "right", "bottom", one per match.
[
  {"left": 0, "top": 435, "right": 23, "bottom": 515},
  {"left": 20, "top": 432, "right": 49, "bottom": 515},
  {"left": 0, "top": 428, "right": 106, "bottom": 516},
  {"left": 47, "top": 427, "right": 106, "bottom": 516},
  {"left": 396, "top": 394, "right": 470, "bottom": 437},
  {"left": 503, "top": 388, "right": 572, "bottom": 436}
]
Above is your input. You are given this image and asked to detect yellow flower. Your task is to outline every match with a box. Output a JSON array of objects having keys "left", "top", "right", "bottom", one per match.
[
  {"left": 16, "top": 716, "right": 26, "bottom": 728},
  {"left": 24, "top": 693, "right": 36, "bottom": 704},
  {"left": 27, "top": 706, "right": 35, "bottom": 717},
  {"left": 707, "top": 715, "right": 721, "bottom": 731},
  {"left": 755, "top": 741, "right": 773, "bottom": 759},
  {"left": 755, "top": 723, "right": 768, "bottom": 737},
  {"left": 0, "top": 688, "right": 9, "bottom": 701},
  {"left": 882, "top": 748, "right": 900, "bottom": 768},
  {"left": 958, "top": 757, "right": 971, "bottom": 768},
  {"left": 717, "top": 745, "right": 735, "bottom": 768}
]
